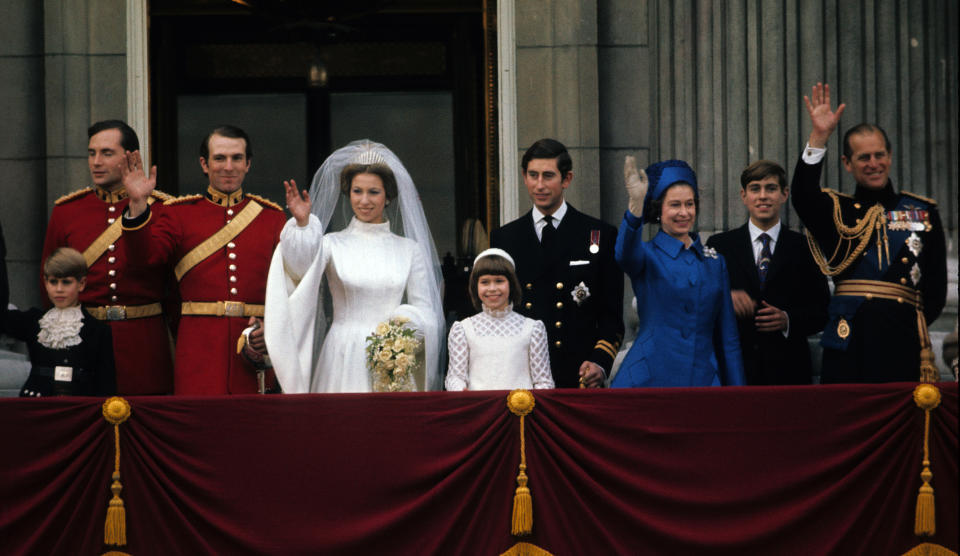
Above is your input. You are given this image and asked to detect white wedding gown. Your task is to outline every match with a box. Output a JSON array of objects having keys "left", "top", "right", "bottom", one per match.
[{"left": 265, "top": 215, "right": 438, "bottom": 393}]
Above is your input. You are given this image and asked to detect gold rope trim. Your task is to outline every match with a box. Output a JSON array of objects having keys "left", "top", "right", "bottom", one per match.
[
  {"left": 901, "top": 543, "right": 958, "bottom": 556},
  {"left": 174, "top": 200, "right": 263, "bottom": 281},
  {"left": 917, "top": 309, "right": 939, "bottom": 384},
  {"left": 500, "top": 542, "right": 555, "bottom": 556},
  {"left": 102, "top": 397, "right": 131, "bottom": 549},
  {"left": 507, "top": 390, "right": 535, "bottom": 536},
  {"left": 805, "top": 190, "right": 889, "bottom": 276},
  {"left": 912, "top": 384, "right": 941, "bottom": 537}
]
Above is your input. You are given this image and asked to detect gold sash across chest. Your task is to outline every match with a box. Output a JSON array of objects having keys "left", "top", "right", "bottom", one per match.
[
  {"left": 173, "top": 200, "right": 262, "bottom": 281},
  {"left": 82, "top": 197, "right": 157, "bottom": 268}
]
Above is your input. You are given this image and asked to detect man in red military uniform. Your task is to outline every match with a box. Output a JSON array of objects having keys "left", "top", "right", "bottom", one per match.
[
  {"left": 42, "top": 120, "right": 175, "bottom": 394},
  {"left": 121, "top": 125, "right": 286, "bottom": 395}
]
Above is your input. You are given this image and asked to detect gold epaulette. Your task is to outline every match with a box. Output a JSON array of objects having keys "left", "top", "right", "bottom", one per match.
[
  {"left": 246, "top": 193, "right": 283, "bottom": 212},
  {"left": 150, "top": 190, "right": 173, "bottom": 202},
  {"left": 902, "top": 191, "right": 938, "bottom": 206},
  {"left": 54, "top": 187, "right": 93, "bottom": 205},
  {"left": 163, "top": 194, "right": 204, "bottom": 206},
  {"left": 822, "top": 187, "right": 854, "bottom": 200}
]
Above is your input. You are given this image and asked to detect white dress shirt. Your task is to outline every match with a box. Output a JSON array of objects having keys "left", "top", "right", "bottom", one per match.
[
  {"left": 531, "top": 201, "right": 568, "bottom": 241},
  {"left": 748, "top": 219, "right": 781, "bottom": 264},
  {"left": 748, "top": 219, "right": 789, "bottom": 337}
]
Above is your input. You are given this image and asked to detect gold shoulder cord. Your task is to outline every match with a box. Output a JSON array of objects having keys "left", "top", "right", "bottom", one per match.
[{"left": 806, "top": 191, "right": 890, "bottom": 276}]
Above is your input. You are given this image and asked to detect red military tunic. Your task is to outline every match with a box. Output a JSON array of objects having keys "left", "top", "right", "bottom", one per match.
[
  {"left": 42, "top": 186, "right": 175, "bottom": 394},
  {"left": 123, "top": 187, "right": 286, "bottom": 395}
]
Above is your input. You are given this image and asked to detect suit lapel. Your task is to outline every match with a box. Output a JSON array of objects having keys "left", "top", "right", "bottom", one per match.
[
  {"left": 764, "top": 226, "right": 792, "bottom": 285},
  {"left": 735, "top": 224, "right": 763, "bottom": 294}
]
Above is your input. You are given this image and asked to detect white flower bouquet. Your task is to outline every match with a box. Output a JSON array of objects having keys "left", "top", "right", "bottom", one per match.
[{"left": 365, "top": 317, "right": 422, "bottom": 392}]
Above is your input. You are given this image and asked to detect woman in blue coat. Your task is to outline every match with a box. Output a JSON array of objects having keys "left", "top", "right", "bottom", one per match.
[{"left": 611, "top": 158, "right": 745, "bottom": 387}]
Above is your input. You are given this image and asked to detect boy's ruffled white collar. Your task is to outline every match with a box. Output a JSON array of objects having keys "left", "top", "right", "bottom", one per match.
[{"left": 37, "top": 306, "right": 84, "bottom": 349}]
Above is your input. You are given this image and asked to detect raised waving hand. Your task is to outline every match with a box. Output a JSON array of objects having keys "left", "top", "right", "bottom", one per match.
[
  {"left": 284, "top": 180, "right": 311, "bottom": 226},
  {"left": 803, "top": 82, "right": 846, "bottom": 149},
  {"left": 120, "top": 150, "right": 157, "bottom": 218},
  {"left": 624, "top": 155, "right": 649, "bottom": 218}
]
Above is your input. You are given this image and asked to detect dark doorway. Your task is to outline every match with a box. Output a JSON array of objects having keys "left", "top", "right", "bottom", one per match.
[{"left": 149, "top": 0, "right": 493, "bottom": 262}]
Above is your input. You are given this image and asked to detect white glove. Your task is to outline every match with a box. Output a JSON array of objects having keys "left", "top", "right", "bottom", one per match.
[{"left": 624, "top": 156, "right": 648, "bottom": 217}]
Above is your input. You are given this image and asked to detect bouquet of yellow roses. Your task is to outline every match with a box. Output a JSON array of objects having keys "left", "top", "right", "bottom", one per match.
[{"left": 365, "top": 316, "right": 422, "bottom": 392}]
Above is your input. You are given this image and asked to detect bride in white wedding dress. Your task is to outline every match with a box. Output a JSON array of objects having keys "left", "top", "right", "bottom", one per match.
[{"left": 264, "top": 141, "right": 444, "bottom": 393}]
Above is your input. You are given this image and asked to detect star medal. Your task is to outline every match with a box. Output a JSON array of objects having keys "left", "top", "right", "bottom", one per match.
[
  {"left": 910, "top": 263, "right": 921, "bottom": 287},
  {"left": 571, "top": 281, "right": 591, "bottom": 305},
  {"left": 589, "top": 230, "right": 600, "bottom": 254},
  {"left": 837, "top": 317, "right": 850, "bottom": 339},
  {"left": 906, "top": 232, "right": 923, "bottom": 257}
]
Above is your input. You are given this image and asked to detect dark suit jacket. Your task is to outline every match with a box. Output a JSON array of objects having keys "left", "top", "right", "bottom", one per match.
[
  {"left": 2, "top": 306, "right": 117, "bottom": 397},
  {"left": 491, "top": 204, "right": 624, "bottom": 387},
  {"left": 706, "top": 223, "right": 829, "bottom": 385}
]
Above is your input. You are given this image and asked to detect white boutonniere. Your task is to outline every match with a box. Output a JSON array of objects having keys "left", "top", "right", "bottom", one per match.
[{"left": 703, "top": 246, "right": 718, "bottom": 259}]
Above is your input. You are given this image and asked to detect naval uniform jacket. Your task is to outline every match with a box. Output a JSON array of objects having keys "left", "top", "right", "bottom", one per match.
[
  {"left": 491, "top": 204, "right": 624, "bottom": 388},
  {"left": 1, "top": 306, "right": 116, "bottom": 397},
  {"left": 612, "top": 212, "right": 745, "bottom": 387},
  {"left": 706, "top": 223, "right": 830, "bottom": 385},
  {"left": 42, "top": 186, "right": 175, "bottom": 394},
  {"left": 791, "top": 156, "right": 947, "bottom": 383},
  {"left": 123, "top": 189, "right": 286, "bottom": 395}
]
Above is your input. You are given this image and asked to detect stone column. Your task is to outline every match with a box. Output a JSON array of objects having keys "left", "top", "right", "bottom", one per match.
[
  {"left": 514, "top": 0, "right": 602, "bottom": 221},
  {"left": 0, "top": 1, "right": 47, "bottom": 308},
  {"left": 44, "top": 0, "right": 129, "bottom": 207}
]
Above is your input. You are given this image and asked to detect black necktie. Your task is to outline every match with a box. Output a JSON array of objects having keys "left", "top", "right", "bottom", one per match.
[
  {"left": 757, "top": 232, "right": 772, "bottom": 285},
  {"left": 541, "top": 215, "right": 556, "bottom": 251}
]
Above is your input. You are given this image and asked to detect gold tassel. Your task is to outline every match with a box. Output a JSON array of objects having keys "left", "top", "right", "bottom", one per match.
[
  {"left": 917, "top": 309, "right": 939, "bottom": 383},
  {"left": 512, "top": 463, "right": 533, "bottom": 535},
  {"left": 919, "top": 347, "right": 939, "bottom": 384},
  {"left": 104, "top": 472, "right": 126, "bottom": 545},
  {"left": 500, "top": 541, "right": 555, "bottom": 556},
  {"left": 507, "top": 390, "right": 536, "bottom": 537},
  {"left": 900, "top": 542, "right": 959, "bottom": 556},
  {"left": 915, "top": 474, "right": 935, "bottom": 536},
  {"left": 912, "top": 385, "right": 941, "bottom": 537},
  {"left": 102, "top": 397, "right": 132, "bottom": 549}
]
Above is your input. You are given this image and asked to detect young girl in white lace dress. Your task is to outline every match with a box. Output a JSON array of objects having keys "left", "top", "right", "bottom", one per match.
[{"left": 445, "top": 249, "right": 554, "bottom": 390}]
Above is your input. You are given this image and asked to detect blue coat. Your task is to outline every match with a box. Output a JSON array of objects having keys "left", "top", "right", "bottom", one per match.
[{"left": 612, "top": 211, "right": 745, "bottom": 387}]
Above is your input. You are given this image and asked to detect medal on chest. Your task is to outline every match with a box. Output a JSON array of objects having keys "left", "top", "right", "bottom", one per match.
[
  {"left": 589, "top": 230, "right": 600, "bottom": 254},
  {"left": 886, "top": 208, "right": 931, "bottom": 232},
  {"left": 571, "top": 281, "right": 591, "bottom": 305}
]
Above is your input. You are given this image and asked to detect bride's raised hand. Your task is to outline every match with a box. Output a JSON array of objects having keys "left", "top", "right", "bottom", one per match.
[{"left": 284, "top": 179, "right": 311, "bottom": 226}]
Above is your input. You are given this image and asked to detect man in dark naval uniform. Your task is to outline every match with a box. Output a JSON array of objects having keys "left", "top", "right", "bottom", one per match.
[
  {"left": 707, "top": 160, "right": 830, "bottom": 385},
  {"left": 491, "top": 138, "right": 624, "bottom": 388},
  {"left": 792, "top": 83, "right": 947, "bottom": 383}
]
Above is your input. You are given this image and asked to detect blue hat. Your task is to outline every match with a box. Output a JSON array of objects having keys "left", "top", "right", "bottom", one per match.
[{"left": 643, "top": 160, "right": 698, "bottom": 221}]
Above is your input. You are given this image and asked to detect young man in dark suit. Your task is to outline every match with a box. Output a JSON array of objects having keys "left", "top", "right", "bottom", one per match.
[
  {"left": 706, "top": 160, "right": 829, "bottom": 384},
  {"left": 491, "top": 138, "right": 624, "bottom": 388}
]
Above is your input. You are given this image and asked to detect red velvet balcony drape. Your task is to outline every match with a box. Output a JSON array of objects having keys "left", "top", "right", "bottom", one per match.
[{"left": 0, "top": 384, "right": 956, "bottom": 555}]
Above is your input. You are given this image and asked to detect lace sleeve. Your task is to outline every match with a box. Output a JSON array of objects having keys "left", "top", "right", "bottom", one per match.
[
  {"left": 279, "top": 214, "right": 324, "bottom": 282},
  {"left": 528, "top": 319, "right": 555, "bottom": 389},
  {"left": 444, "top": 320, "right": 469, "bottom": 391}
]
